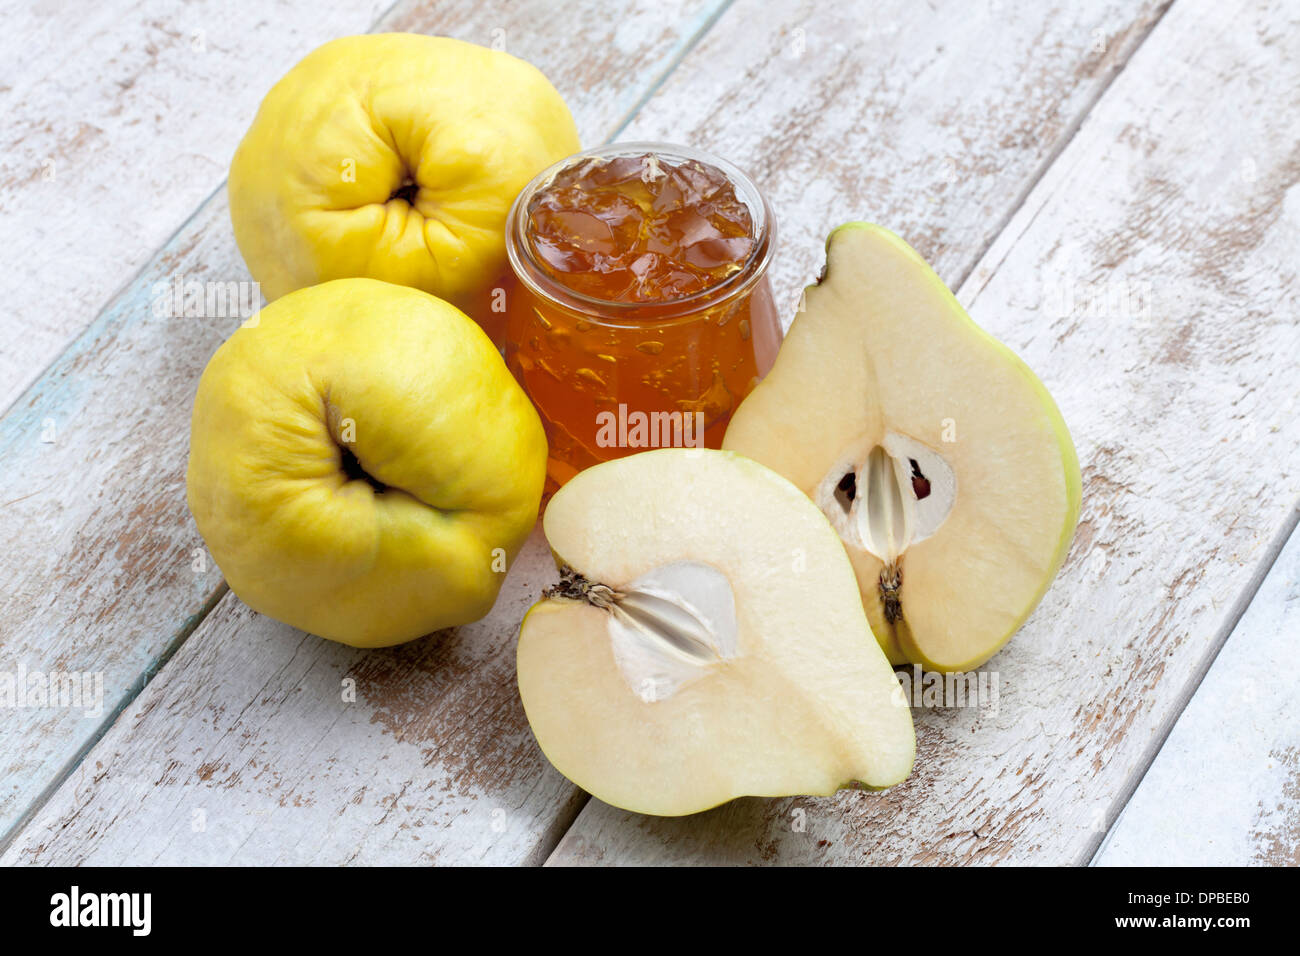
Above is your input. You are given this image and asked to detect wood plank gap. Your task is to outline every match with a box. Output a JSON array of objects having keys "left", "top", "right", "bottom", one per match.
[
  {"left": 522, "top": 786, "right": 593, "bottom": 867},
  {"left": 1086, "top": 501, "right": 1300, "bottom": 865},
  {"left": 0, "top": 174, "right": 225, "bottom": 421},
  {"left": 953, "top": 0, "right": 1175, "bottom": 296},
  {"left": 0, "top": 0, "right": 417, "bottom": 415},
  {"left": 0, "top": 0, "right": 410, "bottom": 422},
  {"left": 0, "top": 583, "right": 228, "bottom": 857},
  {"left": 605, "top": 0, "right": 738, "bottom": 141}
]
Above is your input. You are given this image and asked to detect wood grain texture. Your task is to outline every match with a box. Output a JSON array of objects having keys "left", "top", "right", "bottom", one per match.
[
  {"left": 3, "top": 534, "right": 588, "bottom": 866},
  {"left": 0, "top": 0, "right": 392, "bottom": 416},
  {"left": 0, "top": 0, "right": 723, "bottom": 852},
  {"left": 620, "top": 0, "right": 1172, "bottom": 323},
  {"left": 0, "top": 0, "right": 1174, "bottom": 866},
  {"left": 547, "top": 0, "right": 1300, "bottom": 865},
  {"left": 1094, "top": 509, "right": 1300, "bottom": 866}
]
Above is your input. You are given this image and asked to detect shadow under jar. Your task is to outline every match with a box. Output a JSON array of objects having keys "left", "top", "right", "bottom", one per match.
[{"left": 504, "top": 142, "right": 782, "bottom": 495}]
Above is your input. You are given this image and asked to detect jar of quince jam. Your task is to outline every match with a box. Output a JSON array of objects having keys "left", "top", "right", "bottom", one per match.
[{"left": 504, "top": 142, "right": 782, "bottom": 493}]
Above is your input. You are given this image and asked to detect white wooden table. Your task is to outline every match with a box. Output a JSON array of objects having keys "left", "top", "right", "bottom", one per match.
[{"left": 1, "top": 0, "right": 1296, "bottom": 866}]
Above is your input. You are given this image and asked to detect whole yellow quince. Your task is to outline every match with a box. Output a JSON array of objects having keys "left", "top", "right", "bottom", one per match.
[
  {"left": 228, "top": 33, "right": 579, "bottom": 339},
  {"left": 186, "top": 279, "right": 547, "bottom": 647}
]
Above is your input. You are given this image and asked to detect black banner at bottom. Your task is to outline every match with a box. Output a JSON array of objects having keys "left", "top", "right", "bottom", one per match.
[{"left": 0, "top": 865, "right": 1289, "bottom": 940}]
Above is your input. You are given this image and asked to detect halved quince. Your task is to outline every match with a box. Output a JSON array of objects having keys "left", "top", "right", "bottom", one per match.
[
  {"left": 516, "top": 449, "right": 915, "bottom": 817},
  {"left": 724, "top": 224, "right": 1080, "bottom": 672}
]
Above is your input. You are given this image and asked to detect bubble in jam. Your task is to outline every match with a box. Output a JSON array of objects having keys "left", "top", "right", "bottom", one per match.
[{"left": 526, "top": 153, "right": 756, "bottom": 302}]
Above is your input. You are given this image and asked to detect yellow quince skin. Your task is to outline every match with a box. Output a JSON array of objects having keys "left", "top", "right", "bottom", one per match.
[
  {"left": 186, "top": 279, "right": 548, "bottom": 647},
  {"left": 228, "top": 33, "right": 580, "bottom": 338}
]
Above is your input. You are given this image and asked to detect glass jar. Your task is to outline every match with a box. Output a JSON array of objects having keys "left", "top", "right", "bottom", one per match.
[{"left": 503, "top": 142, "right": 782, "bottom": 493}]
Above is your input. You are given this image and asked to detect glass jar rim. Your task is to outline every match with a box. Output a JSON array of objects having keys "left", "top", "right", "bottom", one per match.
[{"left": 505, "top": 141, "right": 776, "bottom": 327}]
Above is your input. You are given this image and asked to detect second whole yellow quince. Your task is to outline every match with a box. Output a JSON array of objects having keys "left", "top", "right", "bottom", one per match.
[{"left": 186, "top": 279, "right": 548, "bottom": 647}]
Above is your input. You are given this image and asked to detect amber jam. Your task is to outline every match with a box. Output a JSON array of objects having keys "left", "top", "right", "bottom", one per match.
[{"left": 504, "top": 144, "right": 781, "bottom": 492}]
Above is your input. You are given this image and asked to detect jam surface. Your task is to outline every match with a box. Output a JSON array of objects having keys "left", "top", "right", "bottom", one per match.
[{"left": 526, "top": 153, "right": 756, "bottom": 302}]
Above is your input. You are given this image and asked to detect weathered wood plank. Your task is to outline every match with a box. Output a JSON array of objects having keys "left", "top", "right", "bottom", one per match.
[
  {"left": 2, "top": 535, "right": 586, "bottom": 866},
  {"left": 0, "top": 0, "right": 393, "bottom": 415},
  {"left": 1, "top": 0, "right": 1174, "bottom": 864},
  {"left": 547, "top": 0, "right": 1300, "bottom": 864},
  {"left": 1094, "top": 510, "right": 1300, "bottom": 866},
  {"left": 0, "top": 0, "right": 725, "bottom": 850}
]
